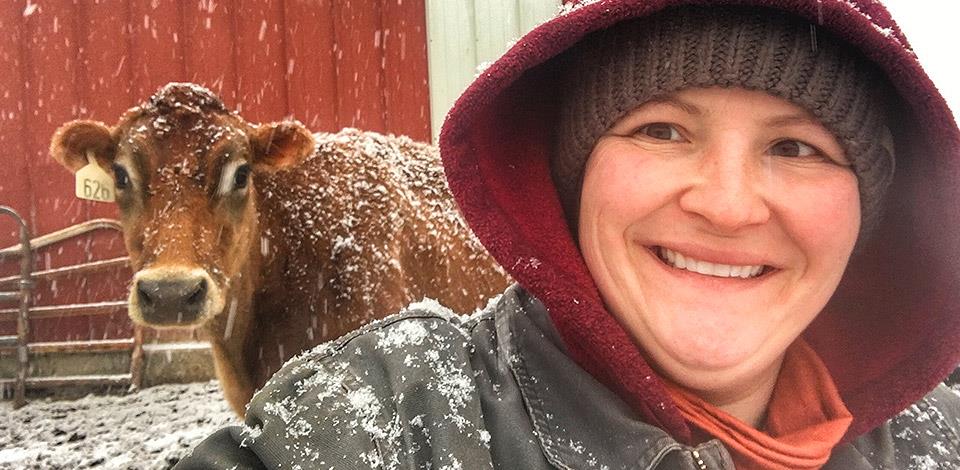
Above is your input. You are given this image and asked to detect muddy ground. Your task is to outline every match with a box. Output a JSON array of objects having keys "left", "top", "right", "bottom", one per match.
[{"left": 0, "top": 381, "right": 236, "bottom": 470}]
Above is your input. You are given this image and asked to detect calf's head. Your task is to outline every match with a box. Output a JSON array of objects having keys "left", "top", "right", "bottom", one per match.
[{"left": 50, "top": 83, "right": 315, "bottom": 329}]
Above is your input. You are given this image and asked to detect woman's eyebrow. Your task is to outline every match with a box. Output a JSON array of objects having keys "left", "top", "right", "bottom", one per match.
[
  {"left": 643, "top": 96, "right": 703, "bottom": 115},
  {"left": 763, "top": 113, "right": 822, "bottom": 128}
]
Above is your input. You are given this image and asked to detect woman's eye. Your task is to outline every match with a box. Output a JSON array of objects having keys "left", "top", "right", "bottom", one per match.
[
  {"left": 112, "top": 164, "right": 130, "bottom": 189},
  {"left": 233, "top": 164, "right": 251, "bottom": 190},
  {"left": 637, "top": 123, "right": 683, "bottom": 141},
  {"left": 770, "top": 140, "right": 819, "bottom": 158}
]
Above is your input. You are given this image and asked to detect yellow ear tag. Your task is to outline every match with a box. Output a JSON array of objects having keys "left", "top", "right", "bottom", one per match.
[{"left": 75, "top": 150, "right": 116, "bottom": 203}]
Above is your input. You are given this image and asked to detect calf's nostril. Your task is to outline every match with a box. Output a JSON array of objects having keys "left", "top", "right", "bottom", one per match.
[
  {"left": 137, "top": 282, "right": 154, "bottom": 306},
  {"left": 186, "top": 279, "right": 207, "bottom": 306}
]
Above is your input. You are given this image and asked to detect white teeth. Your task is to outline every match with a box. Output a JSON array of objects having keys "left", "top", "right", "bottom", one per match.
[
  {"left": 658, "top": 247, "right": 765, "bottom": 279},
  {"left": 715, "top": 264, "right": 731, "bottom": 277},
  {"left": 664, "top": 248, "right": 676, "bottom": 265}
]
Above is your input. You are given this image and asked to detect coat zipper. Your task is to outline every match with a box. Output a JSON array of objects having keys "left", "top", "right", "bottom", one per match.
[{"left": 691, "top": 450, "right": 709, "bottom": 470}]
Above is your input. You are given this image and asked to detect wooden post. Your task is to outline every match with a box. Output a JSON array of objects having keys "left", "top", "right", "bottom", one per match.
[
  {"left": 129, "top": 324, "right": 145, "bottom": 391},
  {"left": 14, "top": 216, "right": 32, "bottom": 408}
]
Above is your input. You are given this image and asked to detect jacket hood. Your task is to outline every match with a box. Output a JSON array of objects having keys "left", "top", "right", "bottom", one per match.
[{"left": 439, "top": 0, "right": 960, "bottom": 443}]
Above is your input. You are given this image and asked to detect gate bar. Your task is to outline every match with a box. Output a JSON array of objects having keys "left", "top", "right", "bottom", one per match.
[{"left": 0, "top": 206, "right": 32, "bottom": 408}]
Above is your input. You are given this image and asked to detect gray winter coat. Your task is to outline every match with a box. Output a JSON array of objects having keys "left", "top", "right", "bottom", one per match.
[{"left": 175, "top": 285, "right": 960, "bottom": 469}]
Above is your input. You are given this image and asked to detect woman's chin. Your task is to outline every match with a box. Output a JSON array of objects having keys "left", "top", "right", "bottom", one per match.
[
  {"left": 673, "top": 344, "right": 755, "bottom": 372},
  {"left": 652, "top": 332, "right": 773, "bottom": 385}
]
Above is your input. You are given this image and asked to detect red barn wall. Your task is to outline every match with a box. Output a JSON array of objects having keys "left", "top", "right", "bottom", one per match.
[{"left": 0, "top": 0, "right": 431, "bottom": 342}]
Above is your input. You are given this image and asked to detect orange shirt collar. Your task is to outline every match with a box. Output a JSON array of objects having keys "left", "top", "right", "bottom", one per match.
[{"left": 664, "top": 340, "right": 852, "bottom": 470}]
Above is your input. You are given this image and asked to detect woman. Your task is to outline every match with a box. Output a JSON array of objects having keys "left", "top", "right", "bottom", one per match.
[{"left": 177, "top": 0, "right": 960, "bottom": 468}]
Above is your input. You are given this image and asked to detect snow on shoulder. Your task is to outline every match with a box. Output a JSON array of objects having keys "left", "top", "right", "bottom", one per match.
[{"left": 243, "top": 296, "right": 494, "bottom": 470}]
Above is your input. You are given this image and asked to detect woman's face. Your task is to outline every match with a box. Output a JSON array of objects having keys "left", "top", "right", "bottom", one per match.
[{"left": 578, "top": 87, "right": 860, "bottom": 397}]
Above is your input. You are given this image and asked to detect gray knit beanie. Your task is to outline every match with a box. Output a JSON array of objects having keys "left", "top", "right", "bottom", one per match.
[{"left": 553, "top": 6, "right": 896, "bottom": 239}]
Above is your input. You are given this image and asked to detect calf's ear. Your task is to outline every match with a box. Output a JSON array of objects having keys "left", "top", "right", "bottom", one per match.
[
  {"left": 50, "top": 120, "right": 116, "bottom": 173},
  {"left": 249, "top": 120, "right": 315, "bottom": 169}
]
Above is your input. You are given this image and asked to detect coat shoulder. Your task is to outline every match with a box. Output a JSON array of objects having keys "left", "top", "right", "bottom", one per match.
[
  {"left": 887, "top": 384, "right": 960, "bottom": 465},
  {"left": 178, "top": 302, "right": 497, "bottom": 469},
  {"left": 836, "top": 385, "right": 960, "bottom": 469}
]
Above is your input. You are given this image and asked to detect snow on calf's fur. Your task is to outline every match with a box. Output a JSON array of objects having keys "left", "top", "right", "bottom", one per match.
[{"left": 49, "top": 83, "right": 510, "bottom": 415}]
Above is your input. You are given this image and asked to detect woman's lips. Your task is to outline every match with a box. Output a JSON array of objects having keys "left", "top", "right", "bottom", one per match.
[{"left": 652, "top": 246, "right": 772, "bottom": 279}]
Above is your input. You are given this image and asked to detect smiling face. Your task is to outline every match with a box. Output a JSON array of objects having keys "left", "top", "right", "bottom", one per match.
[{"left": 578, "top": 87, "right": 860, "bottom": 403}]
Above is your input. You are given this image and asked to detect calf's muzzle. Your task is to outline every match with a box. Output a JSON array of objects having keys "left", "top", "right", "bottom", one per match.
[
  {"left": 136, "top": 276, "right": 207, "bottom": 324},
  {"left": 129, "top": 267, "right": 223, "bottom": 327}
]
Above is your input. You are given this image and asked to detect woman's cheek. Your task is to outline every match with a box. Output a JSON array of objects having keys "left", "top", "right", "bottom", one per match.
[{"left": 780, "top": 173, "right": 860, "bottom": 252}]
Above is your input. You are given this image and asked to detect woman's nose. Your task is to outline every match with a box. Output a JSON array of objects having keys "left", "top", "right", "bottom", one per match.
[{"left": 678, "top": 150, "right": 771, "bottom": 233}]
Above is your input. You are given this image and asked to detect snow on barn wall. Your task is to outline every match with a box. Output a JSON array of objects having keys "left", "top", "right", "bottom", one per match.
[
  {"left": 0, "top": 0, "right": 431, "bottom": 344},
  {"left": 425, "top": 0, "right": 559, "bottom": 142}
]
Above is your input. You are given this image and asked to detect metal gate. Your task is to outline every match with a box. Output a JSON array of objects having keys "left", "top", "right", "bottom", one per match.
[{"left": 0, "top": 210, "right": 142, "bottom": 407}]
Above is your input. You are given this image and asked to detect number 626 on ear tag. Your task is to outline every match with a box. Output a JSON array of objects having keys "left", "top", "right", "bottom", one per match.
[{"left": 75, "top": 151, "right": 116, "bottom": 203}]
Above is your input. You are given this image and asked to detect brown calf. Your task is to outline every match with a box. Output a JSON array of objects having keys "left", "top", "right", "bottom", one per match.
[{"left": 49, "top": 83, "right": 509, "bottom": 415}]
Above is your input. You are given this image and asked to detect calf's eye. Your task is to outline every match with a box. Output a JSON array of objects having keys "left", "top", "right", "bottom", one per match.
[
  {"left": 112, "top": 164, "right": 130, "bottom": 189},
  {"left": 233, "top": 164, "right": 251, "bottom": 190}
]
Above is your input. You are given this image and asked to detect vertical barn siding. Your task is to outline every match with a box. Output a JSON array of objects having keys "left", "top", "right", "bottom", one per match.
[
  {"left": 235, "top": 0, "right": 289, "bottom": 121},
  {"left": 425, "top": 0, "right": 558, "bottom": 142},
  {"left": 184, "top": 1, "right": 239, "bottom": 106},
  {"left": 383, "top": 0, "right": 431, "bottom": 139},
  {"left": 0, "top": 0, "right": 432, "bottom": 342},
  {"left": 335, "top": 1, "right": 385, "bottom": 130},
  {"left": 24, "top": 2, "right": 95, "bottom": 342},
  {"left": 0, "top": 1, "right": 33, "bottom": 342},
  {"left": 78, "top": 0, "right": 137, "bottom": 342},
  {"left": 284, "top": 0, "right": 338, "bottom": 129},
  {"left": 518, "top": 0, "right": 559, "bottom": 32},
  {"left": 425, "top": 0, "right": 476, "bottom": 144},
  {"left": 0, "top": 1, "right": 30, "bottom": 245}
]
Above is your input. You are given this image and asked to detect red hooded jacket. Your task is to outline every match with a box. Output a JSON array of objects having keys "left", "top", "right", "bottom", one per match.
[{"left": 440, "top": 0, "right": 960, "bottom": 444}]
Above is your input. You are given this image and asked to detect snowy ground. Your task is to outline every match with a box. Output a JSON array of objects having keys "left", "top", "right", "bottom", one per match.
[{"left": 0, "top": 381, "right": 237, "bottom": 470}]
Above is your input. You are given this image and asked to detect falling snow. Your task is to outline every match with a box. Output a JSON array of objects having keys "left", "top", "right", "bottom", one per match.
[{"left": 22, "top": 2, "right": 39, "bottom": 17}]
